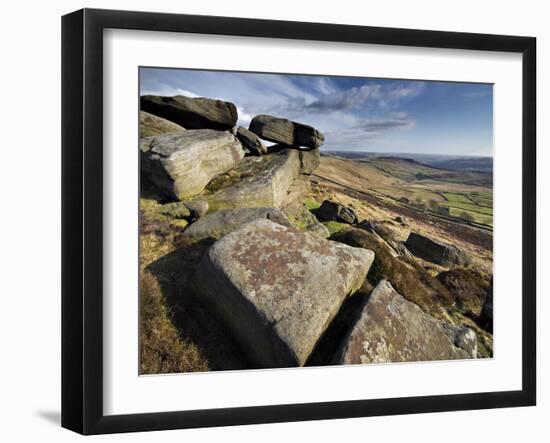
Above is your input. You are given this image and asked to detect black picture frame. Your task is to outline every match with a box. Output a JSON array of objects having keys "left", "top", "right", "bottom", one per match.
[{"left": 61, "top": 8, "right": 537, "bottom": 435}]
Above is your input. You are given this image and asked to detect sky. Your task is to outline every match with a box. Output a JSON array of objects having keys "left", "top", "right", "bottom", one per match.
[{"left": 140, "top": 68, "right": 493, "bottom": 157}]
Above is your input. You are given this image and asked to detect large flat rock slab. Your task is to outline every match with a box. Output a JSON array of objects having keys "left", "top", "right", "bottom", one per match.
[
  {"left": 141, "top": 95, "right": 238, "bottom": 130},
  {"left": 192, "top": 219, "right": 374, "bottom": 368},
  {"left": 335, "top": 280, "right": 477, "bottom": 365},
  {"left": 203, "top": 149, "right": 301, "bottom": 210},
  {"left": 140, "top": 129, "right": 245, "bottom": 201},
  {"left": 139, "top": 111, "right": 185, "bottom": 138},
  {"left": 249, "top": 114, "right": 324, "bottom": 149}
]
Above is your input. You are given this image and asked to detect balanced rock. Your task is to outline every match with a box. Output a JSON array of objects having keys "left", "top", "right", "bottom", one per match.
[
  {"left": 141, "top": 95, "right": 238, "bottom": 130},
  {"left": 205, "top": 149, "right": 300, "bottom": 210},
  {"left": 236, "top": 126, "right": 267, "bottom": 155},
  {"left": 192, "top": 219, "right": 374, "bottom": 367},
  {"left": 139, "top": 111, "right": 185, "bottom": 138},
  {"left": 140, "top": 130, "right": 244, "bottom": 201},
  {"left": 405, "top": 232, "right": 471, "bottom": 267},
  {"left": 314, "top": 200, "right": 358, "bottom": 225},
  {"left": 335, "top": 280, "right": 477, "bottom": 364},
  {"left": 180, "top": 207, "right": 291, "bottom": 243},
  {"left": 249, "top": 114, "right": 324, "bottom": 149}
]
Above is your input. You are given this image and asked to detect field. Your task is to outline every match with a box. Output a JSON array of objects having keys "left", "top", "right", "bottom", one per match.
[{"left": 320, "top": 154, "right": 494, "bottom": 228}]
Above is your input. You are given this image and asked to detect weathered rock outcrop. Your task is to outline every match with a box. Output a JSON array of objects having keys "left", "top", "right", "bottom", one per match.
[
  {"left": 204, "top": 149, "right": 301, "bottom": 210},
  {"left": 249, "top": 114, "right": 324, "bottom": 149},
  {"left": 330, "top": 228, "right": 454, "bottom": 319},
  {"left": 314, "top": 200, "right": 358, "bottom": 225},
  {"left": 405, "top": 232, "right": 471, "bottom": 267},
  {"left": 335, "top": 280, "right": 477, "bottom": 364},
  {"left": 140, "top": 130, "right": 245, "bottom": 200},
  {"left": 180, "top": 207, "right": 291, "bottom": 243},
  {"left": 236, "top": 126, "right": 267, "bottom": 156},
  {"left": 139, "top": 111, "right": 185, "bottom": 138},
  {"left": 141, "top": 95, "right": 238, "bottom": 130},
  {"left": 192, "top": 219, "right": 374, "bottom": 368}
]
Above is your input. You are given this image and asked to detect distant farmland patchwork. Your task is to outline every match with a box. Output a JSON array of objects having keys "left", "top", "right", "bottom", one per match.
[
  {"left": 439, "top": 192, "right": 493, "bottom": 226},
  {"left": 319, "top": 153, "right": 493, "bottom": 228}
]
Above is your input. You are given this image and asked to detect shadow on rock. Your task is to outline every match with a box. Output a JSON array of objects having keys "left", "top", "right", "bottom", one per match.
[
  {"left": 306, "top": 281, "right": 373, "bottom": 367},
  {"left": 146, "top": 238, "right": 248, "bottom": 371}
]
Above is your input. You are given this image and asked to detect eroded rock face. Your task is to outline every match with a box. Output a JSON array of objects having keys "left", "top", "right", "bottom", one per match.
[
  {"left": 249, "top": 114, "right": 324, "bottom": 149},
  {"left": 236, "top": 126, "right": 267, "bottom": 155},
  {"left": 180, "top": 207, "right": 291, "bottom": 243},
  {"left": 140, "top": 130, "right": 245, "bottom": 200},
  {"left": 139, "top": 111, "right": 185, "bottom": 138},
  {"left": 405, "top": 232, "right": 471, "bottom": 267},
  {"left": 141, "top": 95, "right": 238, "bottom": 130},
  {"left": 205, "top": 149, "right": 301, "bottom": 210},
  {"left": 314, "top": 200, "right": 358, "bottom": 225},
  {"left": 335, "top": 280, "right": 477, "bottom": 365},
  {"left": 192, "top": 219, "right": 374, "bottom": 368}
]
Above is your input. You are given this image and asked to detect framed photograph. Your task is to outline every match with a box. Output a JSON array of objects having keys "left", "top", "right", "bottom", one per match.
[{"left": 61, "top": 8, "right": 536, "bottom": 435}]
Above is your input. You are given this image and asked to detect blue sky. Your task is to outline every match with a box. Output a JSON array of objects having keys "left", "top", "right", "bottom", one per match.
[{"left": 140, "top": 68, "right": 493, "bottom": 156}]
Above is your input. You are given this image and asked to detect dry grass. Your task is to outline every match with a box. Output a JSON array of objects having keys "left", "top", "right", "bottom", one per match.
[
  {"left": 139, "top": 197, "right": 247, "bottom": 373},
  {"left": 139, "top": 199, "right": 211, "bottom": 374},
  {"left": 140, "top": 271, "right": 208, "bottom": 374}
]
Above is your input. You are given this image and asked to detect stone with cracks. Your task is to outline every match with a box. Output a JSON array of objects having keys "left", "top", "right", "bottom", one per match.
[
  {"left": 192, "top": 219, "right": 374, "bottom": 368},
  {"left": 335, "top": 280, "right": 477, "bottom": 364},
  {"left": 141, "top": 95, "right": 238, "bottom": 130},
  {"left": 205, "top": 149, "right": 301, "bottom": 210},
  {"left": 140, "top": 129, "right": 245, "bottom": 201},
  {"left": 249, "top": 114, "right": 324, "bottom": 149}
]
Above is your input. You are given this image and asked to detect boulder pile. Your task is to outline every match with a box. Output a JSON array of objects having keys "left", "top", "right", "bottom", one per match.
[
  {"left": 139, "top": 95, "right": 324, "bottom": 206},
  {"left": 140, "top": 94, "right": 484, "bottom": 370}
]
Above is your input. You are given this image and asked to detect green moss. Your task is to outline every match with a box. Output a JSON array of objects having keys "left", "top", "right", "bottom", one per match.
[
  {"left": 170, "top": 219, "right": 189, "bottom": 229},
  {"left": 322, "top": 221, "right": 348, "bottom": 235},
  {"left": 304, "top": 197, "right": 321, "bottom": 211}
]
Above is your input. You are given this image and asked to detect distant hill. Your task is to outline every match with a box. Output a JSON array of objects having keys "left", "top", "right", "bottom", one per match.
[
  {"left": 323, "top": 151, "right": 493, "bottom": 173},
  {"left": 366, "top": 157, "right": 492, "bottom": 187},
  {"left": 429, "top": 157, "right": 493, "bottom": 173}
]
